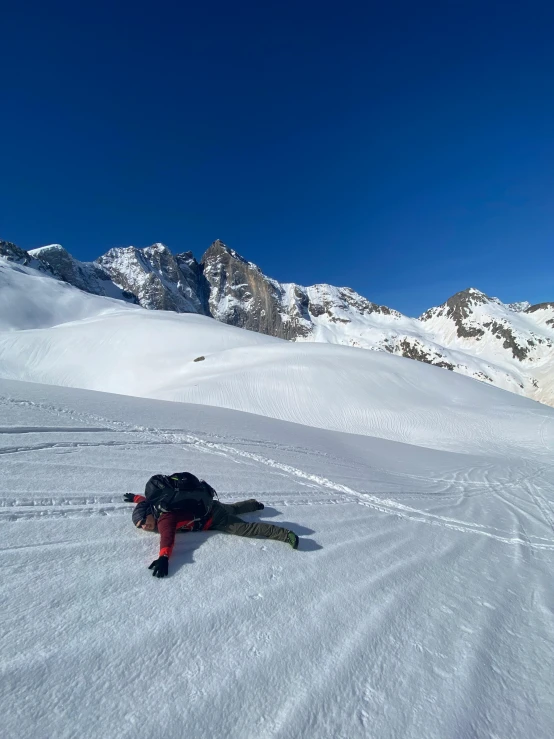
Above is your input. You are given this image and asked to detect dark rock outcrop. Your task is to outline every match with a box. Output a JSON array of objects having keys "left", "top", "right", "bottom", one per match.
[
  {"left": 29, "top": 244, "right": 126, "bottom": 298},
  {"left": 420, "top": 288, "right": 487, "bottom": 339},
  {"left": 397, "top": 338, "right": 455, "bottom": 370},
  {"left": 200, "top": 240, "right": 401, "bottom": 340},
  {"left": 96, "top": 243, "right": 210, "bottom": 313},
  {"left": 1, "top": 240, "right": 53, "bottom": 273},
  {"left": 201, "top": 240, "right": 311, "bottom": 339}
]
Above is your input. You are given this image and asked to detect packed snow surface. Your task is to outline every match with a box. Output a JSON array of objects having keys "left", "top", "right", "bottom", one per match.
[
  {"left": 1, "top": 379, "right": 553, "bottom": 739},
  {"left": 1, "top": 256, "right": 554, "bottom": 737}
]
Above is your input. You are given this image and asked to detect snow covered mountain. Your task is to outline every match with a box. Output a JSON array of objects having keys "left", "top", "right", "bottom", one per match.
[
  {"left": 28, "top": 244, "right": 135, "bottom": 302},
  {"left": 1, "top": 239, "right": 55, "bottom": 273},
  {"left": 200, "top": 241, "right": 553, "bottom": 405},
  {"left": 27, "top": 242, "right": 210, "bottom": 313},
  {"left": 3, "top": 237, "right": 553, "bottom": 407},
  {"left": 419, "top": 289, "right": 554, "bottom": 406},
  {"left": 95, "top": 243, "right": 209, "bottom": 314}
]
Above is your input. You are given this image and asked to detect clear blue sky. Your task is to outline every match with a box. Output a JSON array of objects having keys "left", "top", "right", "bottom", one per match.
[{"left": 2, "top": 0, "right": 553, "bottom": 316}]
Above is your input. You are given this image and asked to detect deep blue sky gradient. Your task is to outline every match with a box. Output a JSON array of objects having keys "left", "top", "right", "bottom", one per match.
[{"left": 2, "top": 0, "right": 553, "bottom": 315}]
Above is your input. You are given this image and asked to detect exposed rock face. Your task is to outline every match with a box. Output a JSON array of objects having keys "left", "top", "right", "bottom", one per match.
[
  {"left": 421, "top": 287, "right": 552, "bottom": 362},
  {"left": 481, "top": 320, "right": 529, "bottom": 361},
  {"left": 1, "top": 240, "right": 53, "bottom": 273},
  {"left": 395, "top": 338, "right": 455, "bottom": 370},
  {"left": 200, "top": 240, "right": 400, "bottom": 340},
  {"left": 175, "top": 251, "right": 211, "bottom": 315},
  {"left": 96, "top": 243, "right": 210, "bottom": 314},
  {"left": 28, "top": 244, "right": 132, "bottom": 300},
  {"left": 420, "top": 288, "right": 488, "bottom": 339},
  {"left": 507, "top": 301, "right": 531, "bottom": 313},
  {"left": 200, "top": 240, "right": 302, "bottom": 338},
  {"left": 8, "top": 240, "right": 210, "bottom": 314}
]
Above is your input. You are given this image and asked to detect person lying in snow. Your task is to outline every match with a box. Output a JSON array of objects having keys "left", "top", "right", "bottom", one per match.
[{"left": 124, "top": 471, "right": 299, "bottom": 578}]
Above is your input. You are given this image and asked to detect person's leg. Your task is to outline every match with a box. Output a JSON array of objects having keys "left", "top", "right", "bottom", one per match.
[
  {"left": 221, "top": 499, "right": 262, "bottom": 516},
  {"left": 210, "top": 500, "right": 257, "bottom": 525},
  {"left": 211, "top": 512, "right": 290, "bottom": 543}
]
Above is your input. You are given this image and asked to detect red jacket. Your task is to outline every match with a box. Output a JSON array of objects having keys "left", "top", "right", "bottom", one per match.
[{"left": 133, "top": 495, "right": 213, "bottom": 558}]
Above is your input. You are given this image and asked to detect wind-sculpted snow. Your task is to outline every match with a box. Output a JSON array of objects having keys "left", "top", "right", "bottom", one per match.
[
  {"left": 0, "top": 379, "right": 553, "bottom": 739},
  {"left": 0, "top": 259, "right": 140, "bottom": 331}
]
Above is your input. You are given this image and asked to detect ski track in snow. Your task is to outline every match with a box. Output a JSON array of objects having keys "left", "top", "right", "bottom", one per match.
[
  {"left": 177, "top": 435, "right": 554, "bottom": 551},
  {"left": 2, "top": 393, "right": 554, "bottom": 550}
]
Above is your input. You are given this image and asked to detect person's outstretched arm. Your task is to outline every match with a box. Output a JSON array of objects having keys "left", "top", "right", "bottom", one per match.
[{"left": 147, "top": 512, "right": 178, "bottom": 578}]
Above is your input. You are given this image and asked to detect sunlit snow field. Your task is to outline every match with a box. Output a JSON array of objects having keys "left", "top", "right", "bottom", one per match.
[{"left": 1, "top": 258, "right": 554, "bottom": 738}]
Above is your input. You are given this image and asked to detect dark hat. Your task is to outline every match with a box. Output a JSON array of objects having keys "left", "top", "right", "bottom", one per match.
[{"left": 132, "top": 500, "right": 154, "bottom": 526}]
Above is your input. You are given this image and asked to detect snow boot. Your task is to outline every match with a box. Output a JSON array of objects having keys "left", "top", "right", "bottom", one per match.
[
  {"left": 255, "top": 501, "right": 265, "bottom": 510},
  {"left": 286, "top": 531, "right": 299, "bottom": 549}
]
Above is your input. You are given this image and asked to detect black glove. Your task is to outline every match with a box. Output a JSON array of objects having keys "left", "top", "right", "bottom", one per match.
[
  {"left": 123, "top": 493, "right": 135, "bottom": 503},
  {"left": 148, "top": 556, "right": 169, "bottom": 578}
]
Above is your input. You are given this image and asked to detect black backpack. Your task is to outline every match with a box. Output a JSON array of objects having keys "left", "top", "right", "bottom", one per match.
[{"left": 144, "top": 472, "right": 216, "bottom": 520}]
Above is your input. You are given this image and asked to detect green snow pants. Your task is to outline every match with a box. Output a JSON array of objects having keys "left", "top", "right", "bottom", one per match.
[{"left": 209, "top": 499, "right": 290, "bottom": 543}]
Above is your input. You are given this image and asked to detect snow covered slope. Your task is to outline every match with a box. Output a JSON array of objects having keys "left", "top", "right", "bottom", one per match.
[
  {"left": 0, "top": 257, "right": 546, "bottom": 454},
  {"left": 1, "top": 378, "right": 553, "bottom": 739},
  {"left": 0, "top": 258, "right": 140, "bottom": 331}
]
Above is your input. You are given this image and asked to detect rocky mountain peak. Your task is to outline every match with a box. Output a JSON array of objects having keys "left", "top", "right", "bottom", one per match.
[
  {"left": 95, "top": 244, "right": 209, "bottom": 314},
  {"left": 142, "top": 242, "right": 172, "bottom": 257},
  {"left": 200, "top": 241, "right": 292, "bottom": 334},
  {"left": 419, "top": 284, "right": 553, "bottom": 366},
  {"left": 29, "top": 244, "right": 66, "bottom": 255},
  {"left": 201, "top": 239, "right": 251, "bottom": 267},
  {"left": 1, "top": 240, "right": 29, "bottom": 262},
  {"left": 29, "top": 244, "right": 82, "bottom": 286},
  {"left": 26, "top": 243, "right": 131, "bottom": 297},
  {"left": 448, "top": 286, "right": 490, "bottom": 307},
  {"left": 176, "top": 250, "right": 195, "bottom": 261},
  {"left": 1, "top": 240, "right": 55, "bottom": 274},
  {"left": 419, "top": 288, "right": 492, "bottom": 337}
]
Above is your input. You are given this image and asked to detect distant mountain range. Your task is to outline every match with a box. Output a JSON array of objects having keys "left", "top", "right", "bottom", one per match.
[{"left": 1, "top": 238, "right": 552, "bottom": 407}]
